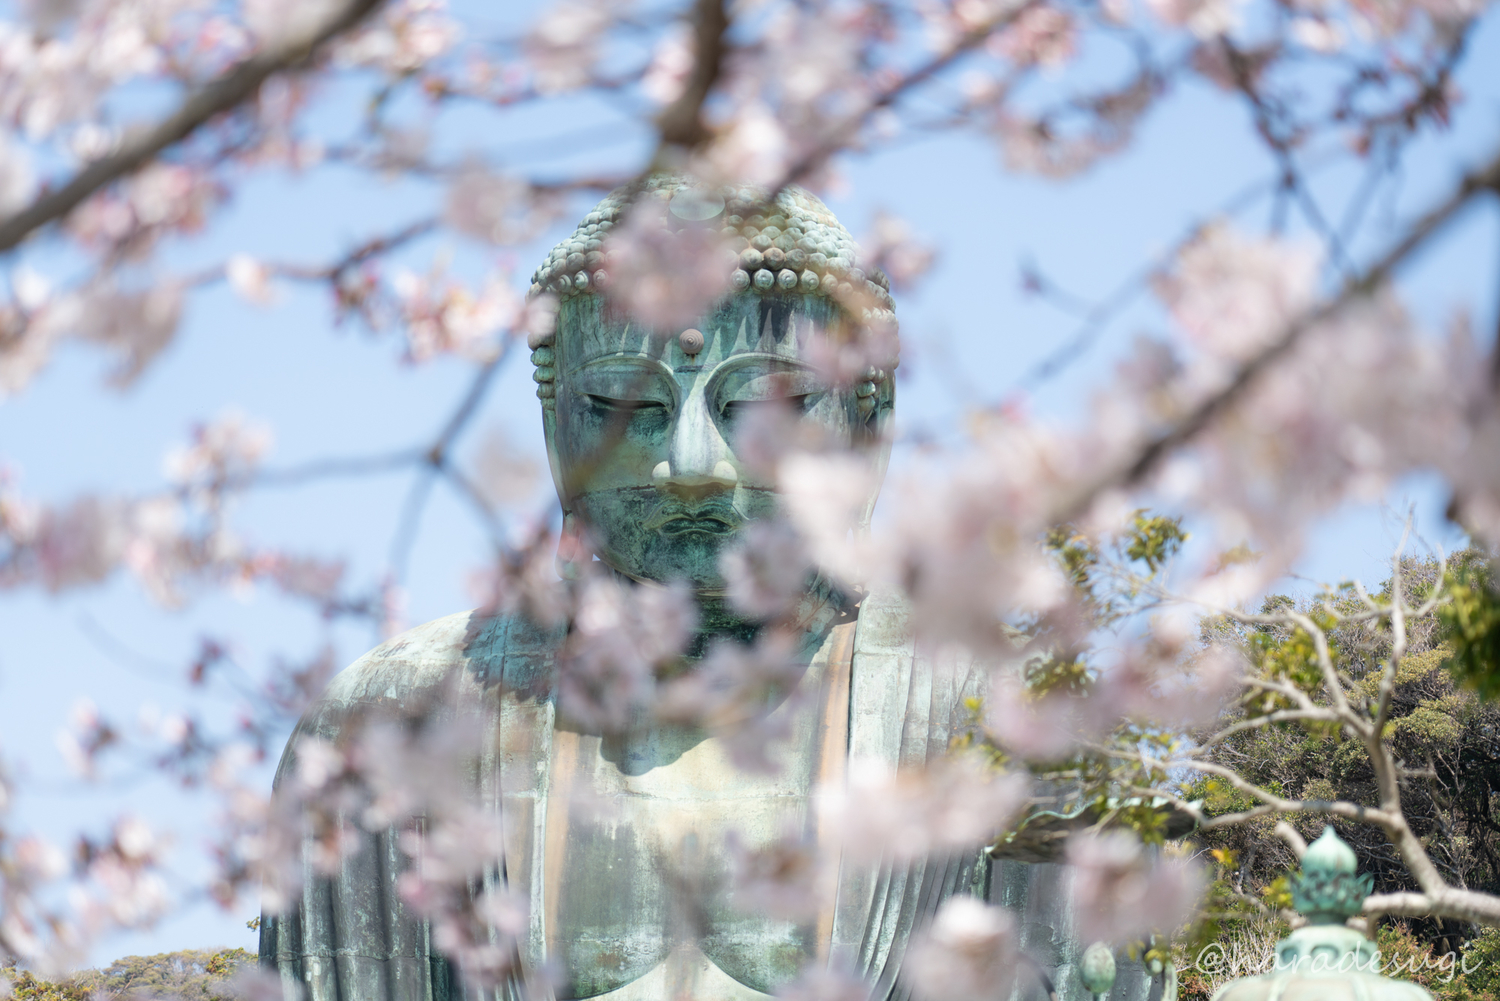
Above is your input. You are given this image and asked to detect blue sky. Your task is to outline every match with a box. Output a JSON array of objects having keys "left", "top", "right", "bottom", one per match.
[{"left": 0, "top": 0, "right": 1497, "bottom": 965}]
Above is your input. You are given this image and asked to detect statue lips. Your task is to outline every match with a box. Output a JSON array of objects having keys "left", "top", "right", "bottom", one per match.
[{"left": 644, "top": 498, "right": 744, "bottom": 537}]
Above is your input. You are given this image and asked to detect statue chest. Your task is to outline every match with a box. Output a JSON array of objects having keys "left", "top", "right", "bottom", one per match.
[{"left": 534, "top": 645, "right": 846, "bottom": 999}]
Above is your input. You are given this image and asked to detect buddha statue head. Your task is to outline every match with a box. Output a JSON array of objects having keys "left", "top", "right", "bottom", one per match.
[{"left": 526, "top": 175, "right": 898, "bottom": 593}]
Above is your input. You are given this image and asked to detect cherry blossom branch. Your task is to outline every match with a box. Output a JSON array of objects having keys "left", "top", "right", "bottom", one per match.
[
  {"left": 0, "top": 0, "right": 388, "bottom": 254},
  {"left": 1069, "top": 140, "right": 1500, "bottom": 510},
  {"left": 773, "top": 0, "right": 1043, "bottom": 194}
]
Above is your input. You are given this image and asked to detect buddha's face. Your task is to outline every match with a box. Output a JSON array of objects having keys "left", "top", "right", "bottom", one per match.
[{"left": 545, "top": 293, "right": 890, "bottom": 591}]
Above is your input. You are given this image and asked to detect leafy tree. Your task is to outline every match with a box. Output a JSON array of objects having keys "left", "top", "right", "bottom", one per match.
[{"left": 3, "top": 949, "right": 252, "bottom": 1001}]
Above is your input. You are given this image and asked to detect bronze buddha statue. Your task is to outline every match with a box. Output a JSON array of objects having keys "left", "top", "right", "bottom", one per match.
[{"left": 258, "top": 176, "right": 1153, "bottom": 1001}]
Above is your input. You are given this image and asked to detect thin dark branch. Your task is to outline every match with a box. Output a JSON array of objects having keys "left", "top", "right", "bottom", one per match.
[{"left": 0, "top": 0, "right": 387, "bottom": 253}]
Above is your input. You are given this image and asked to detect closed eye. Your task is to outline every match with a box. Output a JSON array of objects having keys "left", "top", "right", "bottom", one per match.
[
  {"left": 587, "top": 395, "right": 668, "bottom": 416},
  {"left": 721, "top": 394, "right": 816, "bottom": 423}
]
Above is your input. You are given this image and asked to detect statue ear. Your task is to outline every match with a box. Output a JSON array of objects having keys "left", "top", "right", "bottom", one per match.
[{"left": 541, "top": 395, "right": 566, "bottom": 511}]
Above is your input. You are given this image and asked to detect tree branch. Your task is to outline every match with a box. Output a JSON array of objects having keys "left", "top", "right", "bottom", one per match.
[
  {"left": 1054, "top": 140, "right": 1500, "bottom": 521},
  {"left": 0, "top": 0, "right": 386, "bottom": 253},
  {"left": 655, "top": 0, "right": 728, "bottom": 149}
]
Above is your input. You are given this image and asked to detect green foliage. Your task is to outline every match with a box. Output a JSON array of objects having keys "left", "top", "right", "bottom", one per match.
[
  {"left": 2, "top": 948, "right": 253, "bottom": 1001},
  {"left": 1374, "top": 922, "right": 1500, "bottom": 1000},
  {"left": 1440, "top": 563, "right": 1500, "bottom": 700},
  {"left": 1125, "top": 512, "right": 1189, "bottom": 573},
  {"left": 1191, "top": 552, "right": 1500, "bottom": 967},
  {"left": 1247, "top": 604, "right": 1337, "bottom": 704}
]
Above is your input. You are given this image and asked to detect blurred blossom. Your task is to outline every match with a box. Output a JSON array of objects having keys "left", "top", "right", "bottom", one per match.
[
  {"left": 444, "top": 169, "right": 561, "bottom": 245},
  {"left": 604, "top": 200, "right": 733, "bottom": 329},
  {"left": 421, "top": 885, "right": 527, "bottom": 988},
  {"left": 800, "top": 320, "right": 900, "bottom": 387},
  {"left": 992, "top": 6, "right": 1077, "bottom": 66},
  {"left": 397, "top": 806, "right": 505, "bottom": 888},
  {"left": 469, "top": 427, "right": 543, "bottom": 507},
  {"left": 468, "top": 527, "right": 570, "bottom": 628},
  {"left": 642, "top": 25, "right": 693, "bottom": 105},
  {"left": 69, "top": 164, "right": 221, "bottom": 255},
  {"left": 778, "top": 450, "right": 883, "bottom": 584},
  {"left": 31, "top": 496, "right": 129, "bottom": 592},
  {"left": 12, "top": 266, "right": 49, "bottom": 312},
  {"left": 14, "top": 836, "right": 66, "bottom": 880},
  {"left": 334, "top": 0, "right": 459, "bottom": 74},
  {"left": 1185, "top": 290, "right": 1459, "bottom": 562},
  {"left": 1290, "top": 15, "right": 1345, "bottom": 48},
  {"left": 695, "top": 103, "right": 791, "bottom": 188},
  {"left": 657, "top": 630, "right": 801, "bottom": 772},
  {"left": 820, "top": 757, "right": 1028, "bottom": 862},
  {"left": 113, "top": 815, "right": 157, "bottom": 861},
  {"left": 985, "top": 672, "right": 1103, "bottom": 760},
  {"left": 719, "top": 519, "right": 812, "bottom": 619},
  {"left": 903, "top": 897, "right": 1018, "bottom": 1001},
  {"left": 393, "top": 269, "right": 517, "bottom": 362},
  {"left": 293, "top": 737, "right": 345, "bottom": 791},
  {"left": 523, "top": 293, "right": 559, "bottom": 348},
  {"left": 0, "top": 134, "right": 34, "bottom": 214},
  {"left": 731, "top": 398, "right": 840, "bottom": 479},
  {"left": 860, "top": 212, "right": 936, "bottom": 291},
  {"left": 557, "top": 577, "right": 696, "bottom": 733},
  {"left": 252, "top": 553, "right": 346, "bottom": 604},
  {"left": 728, "top": 828, "right": 824, "bottom": 920},
  {"left": 44, "top": 281, "right": 184, "bottom": 387},
  {"left": 227, "top": 255, "right": 274, "bottom": 305},
  {"left": 1066, "top": 831, "right": 1204, "bottom": 944},
  {"left": 223, "top": 966, "right": 303, "bottom": 1001},
  {"left": 1154, "top": 223, "right": 1319, "bottom": 363},
  {"left": 1100, "top": 640, "right": 1245, "bottom": 729},
  {"left": 524, "top": 0, "right": 612, "bottom": 93},
  {"left": 164, "top": 409, "right": 273, "bottom": 487},
  {"left": 1147, "top": 0, "right": 1244, "bottom": 34},
  {"left": 244, "top": 0, "right": 342, "bottom": 47}
]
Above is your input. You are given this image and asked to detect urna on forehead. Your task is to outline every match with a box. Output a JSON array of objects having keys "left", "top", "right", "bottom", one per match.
[{"left": 526, "top": 175, "right": 899, "bottom": 401}]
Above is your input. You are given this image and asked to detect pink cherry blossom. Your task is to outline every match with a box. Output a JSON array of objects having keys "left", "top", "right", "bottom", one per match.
[
  {"left": 1066, "top": 830, "right": 1204, "bottom": 944},
  {"left": 820, "top": 757, "right": 1029, "bottom": 863},
  {"left": 903, "top": 897, "right": 1019, "bottom": 1001},
  {"left": 603, "top": 198, "right": 735, "bottom": 330}
]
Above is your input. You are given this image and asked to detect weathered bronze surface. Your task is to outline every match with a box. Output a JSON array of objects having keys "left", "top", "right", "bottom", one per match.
[{"left": 259, "top": 177, "right": 1160, "bottom": 1001}]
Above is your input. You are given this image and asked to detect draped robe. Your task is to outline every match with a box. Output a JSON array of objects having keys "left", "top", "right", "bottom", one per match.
[{"left": 259, "top": 590, "right": 1162, "bottom": 1001}]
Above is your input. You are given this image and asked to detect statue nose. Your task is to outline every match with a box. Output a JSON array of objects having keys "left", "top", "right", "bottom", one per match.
[{"left": 654, "top": 396, "right": 738, "bottom": 497}]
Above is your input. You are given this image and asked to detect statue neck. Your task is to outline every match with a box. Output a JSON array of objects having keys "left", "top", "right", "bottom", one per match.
[
  {"left": 696, "top": 574, "right": 852, "bottom": 658},
  {"left": 597, "top": 568, "right": 852, "bottom": 660}
]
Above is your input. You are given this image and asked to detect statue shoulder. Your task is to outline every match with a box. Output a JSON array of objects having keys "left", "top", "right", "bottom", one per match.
[{"left": 275, "top": 609, "right": 563, "bottom": 783}]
